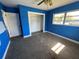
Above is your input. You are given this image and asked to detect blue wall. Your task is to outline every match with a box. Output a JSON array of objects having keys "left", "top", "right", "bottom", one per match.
[
  {"left": 0, "top": 1, "right": 79, "bottom": 59},
  {"left": 0, "top": 31, "right": 10, "bottom": 59},
  {"left": 46, "top": 1, "right": 79, "bottom": 41},
  {"left": 18, "top": 5, "right": 46, "bottom": 37},
  {"left": 2, "top": 3, "right": 18, "bottom": 13},
  {"left": 0, "top": 3, "right": 10, "bottom": 59}
]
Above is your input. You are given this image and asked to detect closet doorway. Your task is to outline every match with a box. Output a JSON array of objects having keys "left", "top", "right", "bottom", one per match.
[
  {"left": 28, "top": 11, "right": 45, "bottom": 36},
  {"left": 2, "top": 10, "right": 21, "bottom": 38}
]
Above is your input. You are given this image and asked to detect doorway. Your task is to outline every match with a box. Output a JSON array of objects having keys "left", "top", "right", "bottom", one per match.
[
  {"left": 2, "top": 10, "right": 21, "bottom": 38},
  {"left": 28, "top": 11, "right": 45, "bottom": 36}
]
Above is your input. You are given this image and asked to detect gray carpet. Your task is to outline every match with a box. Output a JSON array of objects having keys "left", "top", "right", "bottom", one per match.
[{"left": 5, "top": 32, "right": 79, "bottom": 59}]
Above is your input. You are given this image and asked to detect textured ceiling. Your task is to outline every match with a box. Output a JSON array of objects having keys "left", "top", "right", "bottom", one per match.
[{"left": 0, "top": 0, "right": 79, "bottom": 10}]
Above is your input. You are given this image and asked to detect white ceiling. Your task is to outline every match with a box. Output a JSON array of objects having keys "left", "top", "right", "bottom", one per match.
[{"left": 0, "top": 0, "right": 79, "bottom": 10}]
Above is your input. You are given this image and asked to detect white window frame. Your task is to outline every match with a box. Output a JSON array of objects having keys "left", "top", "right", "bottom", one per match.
[
  {"left": 52, "top": 13, "right": 65, "bottom": 25},
  {"left": 52, "top": 10, "right": 79, "bottom": 27},
  {"left": 64, "top": 10, "right": 79, "bottom": 27}
]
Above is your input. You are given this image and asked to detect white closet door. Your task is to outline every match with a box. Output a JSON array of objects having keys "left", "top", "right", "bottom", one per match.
[
  {"left": 2, "top": 11, "right": 21, "bottom": 37},
  {"left": 29, "top": 14, "right": 43, "bottom": 33}
]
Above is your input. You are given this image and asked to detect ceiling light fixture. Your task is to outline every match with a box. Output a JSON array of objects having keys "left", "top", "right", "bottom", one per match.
[{"left": 33, "top": 0, "right": 53, "bottom": 6}]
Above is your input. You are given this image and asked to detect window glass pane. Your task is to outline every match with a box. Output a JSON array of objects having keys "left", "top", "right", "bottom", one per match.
[
  {"left": 53, "top": 13, "right": 65, "bottom": 24},
  {"left": 65, "top": 11, "right": 79, "bottom": 26}
]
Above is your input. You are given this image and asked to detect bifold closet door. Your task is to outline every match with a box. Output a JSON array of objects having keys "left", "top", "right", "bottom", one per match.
[
  {"left": 2, "top": 12, "right": 21, "bottom": 37},
  {"left": 29, "top": 14, "right": 43, "bottom": 33}
]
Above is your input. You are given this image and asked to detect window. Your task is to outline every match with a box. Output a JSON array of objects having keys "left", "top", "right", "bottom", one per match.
[
  {"left": 65, "top": 11, "right": 79, "bottom": 26},
  {"left": 53, "top": 13, "right": 65, "bottom": 24},
  {"left": 52, "top": 10, "right": 79, "bottom": 26}
]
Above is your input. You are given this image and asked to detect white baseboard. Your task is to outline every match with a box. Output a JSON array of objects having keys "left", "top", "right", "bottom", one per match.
[
  {"left": 45, "top": 31, "right": 79, "bottom": 44},
  {"left": 2, "top": 41, "right": 11, "bottom": 59},
  {"left": 24, "top": 34, "right": 31, "bottom": 38}
]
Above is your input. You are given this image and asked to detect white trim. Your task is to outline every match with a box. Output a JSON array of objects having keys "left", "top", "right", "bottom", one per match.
[
  {"left": 28, "top": 11, "right": 45, "bottom": 36},
  {"left": 24, "top": 34, "right": 31, "bottom": 38},
  {"left": 28, "top": 11, "right": 45, "bottom": 15},
  {"left": 0, "top": 22, "right": 6, "bottom": 35},
  {"left": 45, "top": 31, "right": 79, "bottom": 44},
  {"left": 43, "top": 14, "right": 46, "bottom": 32},
  {"left": 2, "top": 41, "right": 11, "bottom": 59}
]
